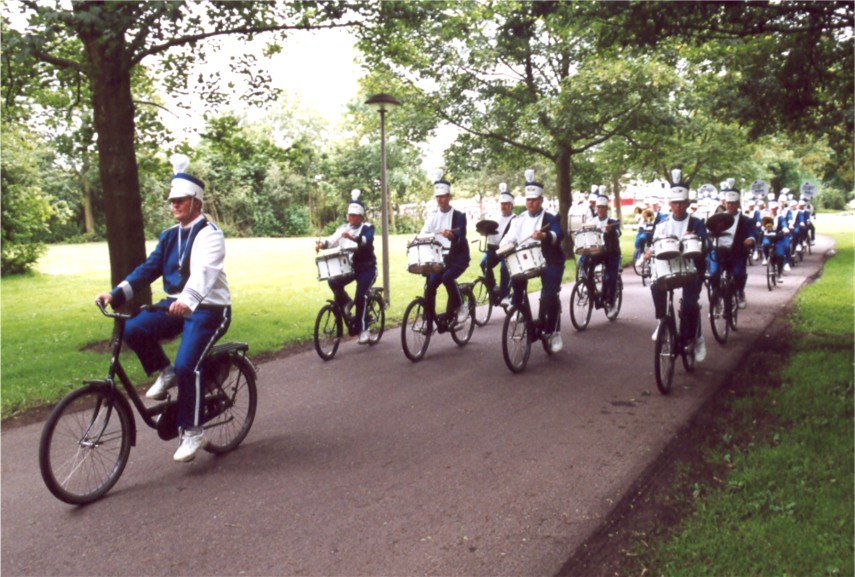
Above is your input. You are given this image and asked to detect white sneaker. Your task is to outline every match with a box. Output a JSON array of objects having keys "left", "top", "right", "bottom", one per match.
[
  {"left": 636, "top": 257, "right": 644, "bottom": 269},
  {"left": 358, "top": 330, "right": 370, "bottom": 344},
  {"left": 651, "top": 319, "right": 662, "bottom": 342},
  {"left": 173, "top": 427, "right": 207, "bottom": 463},
  {"left": 500, "top": 296, "right": 511, "bottom": 308},
  {"left": 695, "top": 336, "right": 707, "bottom": 363},
  {"left": 784, "top": 263, "right": 791, "bottom": 272},
  {"left": 777, "top": 274, "right": 784, "bottom": 283},
  {"left": 762, "top": 258, "right": 768, "bottom": 266},
  {"left": 737, "top": 294, "right": 747, "bottom": 309},
  {"left": 549, "top": 333, "right": 563, "bottom": 353},
  {"left": 146, "top": 367, "right": 176, "bottom": 400},
  {"left": 456, "top": 306, "right": 469, "bottom": 325}
]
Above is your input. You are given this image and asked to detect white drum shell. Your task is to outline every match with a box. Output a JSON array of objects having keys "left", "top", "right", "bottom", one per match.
[
  {"left": 567, "top": 213, "right": 586, "bottom": 233},
  {"left": 652, "top": 236, "right": 681, "bottom": 260},
  {"left": 506, "top": 244, "right": 546, "bottom": 280},
  {"left": 681, "top": 234, "right": 703, "bottom": 258},
  {"left": 573, "top": 229, "right": 605, "bottom": 256},
  {"left": 651, "top": 256, "right": 698, "bottom": 291},
  {"left": 316, "top": 250, "right": 354, "bottom": 281},
  {"left": 407, "top": 240, "right": 445, "bottom": 274}
]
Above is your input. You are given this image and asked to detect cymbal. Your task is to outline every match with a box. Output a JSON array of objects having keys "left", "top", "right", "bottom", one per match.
[
  {"left": 475, "top": 219, "right": 499, "bottom": 236},
  {"left": 706, "top": 212, "right": 735, "bottom": 237}
]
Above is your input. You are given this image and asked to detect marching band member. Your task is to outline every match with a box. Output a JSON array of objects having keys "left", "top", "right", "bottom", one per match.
[
  {"left": 480, "top": 183, "right": 515, "bottom": 307},
  {"left": 646, "top": 169, "right": 709, "bottom": 362},
  {"left": 316, "top": 189, "right": 377, "bottom": 344},
  {"left": 707, "top": 188, "right": 756, "bottom": 309},
  {"left": 499, "top": 169, "right": 565, "bottom": 353},
  {"left": 418, "top": 170, "right": 470, "bottom": 327},
  {"left": 587, "top": 195, "right": 622, "bottom": 313},
  {"left": 760, "top": 201, "right": 789, "bottom": 283},
  {"left": 96, "top": 154, "right": 231, "bottom": 463}
]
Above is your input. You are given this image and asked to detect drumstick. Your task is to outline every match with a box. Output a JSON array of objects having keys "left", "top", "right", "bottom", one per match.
[{"left": 526, "top": 222, "right": 552, "bottom": 241}]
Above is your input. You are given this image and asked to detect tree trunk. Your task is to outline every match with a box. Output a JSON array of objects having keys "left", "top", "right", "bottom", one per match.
[
  {"left": 80, "top": 154, "right": 95, "bottom": 235},
  {"left": 612, "top": 174, "right": 623, "bottom": 222},
  {"left": 79, "top": 26, "right": 150, "bottom": 307},
  {"left": 554, "top": 147, "right": 574, "bottom": 258}
]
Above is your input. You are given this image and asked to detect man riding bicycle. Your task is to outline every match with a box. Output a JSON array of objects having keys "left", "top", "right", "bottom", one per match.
[
  {"left": 96, "top": 154, "right": 230, "bottom": 463},
  {"left": 584, "top": 194, "right": 622, "bottom": 313},
  {"left": 480, "top": 183, "right": 515, "bottom": 307},
  {"left": 316, "top": 189, "right": 377, "bottom": 344},
  {"left": 707, "top": 187, "right": 756, "bottom": 309}
]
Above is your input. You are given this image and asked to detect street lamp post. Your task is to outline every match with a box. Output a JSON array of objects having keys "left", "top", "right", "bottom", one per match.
[{"left": 365, "top": 93, "right": 401, "bottom": 308}]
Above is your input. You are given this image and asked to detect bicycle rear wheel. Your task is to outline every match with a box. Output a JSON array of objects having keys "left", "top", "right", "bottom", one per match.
[
  {"left": 569, "top": 282, "right": 592, "bottom": 331},
  {"left": 471, "top": 278, "right": 493, "bottom": 327},
  {"left": 729, "top": 290, "right": 739, "bottom": 331},
  {"left": 654, "top": 318, "right": 676, "bottom": 395},
  {"left": 366, "top": 294, "right": 386, "bottom": 345},
  {"left": 203, "top": 354, "right": 257, "bottom": 454},
  {"left": 39, "top": 386, "right": 132, "bottom": 505},
  {"left": 502, "top": 306, "right": 531, "bottom": 373},
  {"left": 313, "top": 304, "right": 342, "bottom": 361},
  {"left": 709, "top": 289, "right": 729, "bottom": 344},
  {"left": 402, "top": 297, "right": 431, "bottom": 362},
  {"left": 451, "top": 291, "right": 475, "bottom": 346}
]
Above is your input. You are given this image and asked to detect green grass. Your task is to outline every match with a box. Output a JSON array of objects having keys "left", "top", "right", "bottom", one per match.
[
  {"left": 636, "top": 215, "right": 854, "bottom": 577},
  {"left": 3, "top": 231, "right": 619, "bottom": 418}
]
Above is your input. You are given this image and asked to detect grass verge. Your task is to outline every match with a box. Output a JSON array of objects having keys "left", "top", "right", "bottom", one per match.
[{"left": 560, "top": 222, "right": 854, "bottom": 576}]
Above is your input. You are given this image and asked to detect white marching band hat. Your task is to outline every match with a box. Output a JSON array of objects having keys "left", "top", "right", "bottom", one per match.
[{"left": 168, "top": 154, "right": 205, "bottom": 201}]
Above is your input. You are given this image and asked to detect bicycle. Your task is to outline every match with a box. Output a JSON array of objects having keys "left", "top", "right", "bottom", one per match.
[
  {"left": 469, "top": 234, "right": 511, "bottom": 327},
  {"left": 707, "top": 247, "right": 738, "bottom": 345},
  {"left": 654, "top": 287, "right": 701, "bottom": 395},
  {"left": 501, "top": 281, "right": 561, "bottom": 374},
  {"left": 401, "top": 279, "right": 476, "bottom": 362},
  {"left": 632, "top": 221, "right": 655, "bottom": 286},
  {"left": 762, "top": 230, "right": 780, "bottom": 291},
  {"left": 569, "top": 259, "right": 623, "bottom": 331},
  {"left": 313, "top": 287, "right": 386, "bottom": 360},
  {"left": 39, "top": 301, "right": 257, "bottom": 505}
]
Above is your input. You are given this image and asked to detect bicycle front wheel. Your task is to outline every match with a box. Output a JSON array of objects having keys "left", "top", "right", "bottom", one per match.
[
  {"left": 654, "top": 319, "right": 676, "bottom": 395},
  {"left": 402, "top": 298, "right": 431, "bottom": 362},
  {"left": 766, "top": 257, "right": 776, "bottom": 291},
  {"left": 709, "top": 289, "right": 729, "bottom": 344},
  {"left": 39, "top": 387, "right": 132, "bottom": 505},
  {"left": 471, "top": 278, "right": 493, "bottom": 327},
  {"left": 204, "top": 354, "right": 257, "bottom": 454},
  {"left": 502, "top": 306, "right": 531, "bottom": 373},
  {"left": 569, "top": 282, "right": 592, "bottom": 331},
  {"left": 606, "top": 276, "right": 623, "bottom": 321},
  {"left": 729, "top": 290, "right": 739, "bottom": 331},
  {"left": 451, "top": 291, "right": 475, "bottom": 346},
  {"left": 313, "top": 304, "right": 342, "bottom": 361},
  {"left": 366, "top": 294, "right": 386, "bottom": 345}
]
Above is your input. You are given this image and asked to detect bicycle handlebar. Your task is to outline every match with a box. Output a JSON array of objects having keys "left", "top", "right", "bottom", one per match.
[{"left": 95, "top": 299, "right": 170, "bottom": 320}]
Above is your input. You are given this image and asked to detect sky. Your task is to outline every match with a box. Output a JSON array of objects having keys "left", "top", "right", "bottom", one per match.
[{"left": 171, "top": 28, "right": 451, "bottom": 172}]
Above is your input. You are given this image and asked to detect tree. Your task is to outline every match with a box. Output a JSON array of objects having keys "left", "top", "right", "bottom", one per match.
[
  {"left": 5, "top": 0, "right": 367, "bottom": 305},
  {"left": 358, "top": 1, "right": 673, "bottom": 252},
  {"left": 594, "top": 0, "right": 854, "bottom": 191}
]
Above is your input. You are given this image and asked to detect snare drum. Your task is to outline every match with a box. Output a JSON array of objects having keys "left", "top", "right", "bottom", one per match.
[
  {"left": 406, "top": 238, "right": 445, "bottom": 274},
  {"left": 316, "top": 249, "right": 354, "bottom": 281},
  {"left": 651, "top": 256, "right": 698, "bottom": 291},
  {"left": 652, "top": 236, "right": 681, "bottom": 260},
  {"left": 567, "top": 213, "right": 586, "bottom": 233},
  {"left": 681, "top": 234, "right": 703, "bottom": 258},
  {"left": 573, "top": 227, "right": 604, "bottom": 256},
  {"left": 505, "top": 243, "right": 546, "bottom": 280}
]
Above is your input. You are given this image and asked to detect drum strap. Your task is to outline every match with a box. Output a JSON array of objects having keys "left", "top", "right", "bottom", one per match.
[{"left": 178, "top": 217, "right": 209, "bottom": 290}]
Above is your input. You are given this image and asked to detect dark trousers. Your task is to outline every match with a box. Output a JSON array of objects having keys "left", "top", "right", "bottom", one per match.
[
  {"left": 480, "top": 248, "right": 510, "bottom": 299},
  {"left": 651, "top": 279, "right": 702, "bottom": 345},
  {"left": 511, "top": 262, "right": 565, "bottom": 334},
  {"left": 425, "top": 262, "right": 467, "bottom": 321},
  {"left": 328, "top": 268, "right": 376, "bottom": 333},
  {"left": 124, "top": 300, "right": 231, "bottom": 429}
]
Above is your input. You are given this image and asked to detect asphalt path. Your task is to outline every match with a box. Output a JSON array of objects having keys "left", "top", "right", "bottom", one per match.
[{"left": 1, "top": 235, "right": 833, "bottom": 576}]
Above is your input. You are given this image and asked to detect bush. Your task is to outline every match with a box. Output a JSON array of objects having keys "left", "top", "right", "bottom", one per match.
[{"left": 1, "top": 242, "right": 46, "bottom": 276}]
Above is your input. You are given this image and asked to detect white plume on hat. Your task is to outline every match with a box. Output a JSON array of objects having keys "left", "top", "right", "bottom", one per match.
[
  {"left": 523, "top": 168, "right": 543, "bottom": 199},
  {"left": 433, "top": 168, "right": 450, "bottom": 196},
  {"left": 168, "top": 153, "right": 204, "bottom": 201},
  {"left": 669, "top": 168, "right": 689, "bottom": 201},
  {"left": 347, "top": 188, "right": 365, "bottom": 216},
  {"left": 498, "top": 182, "right": 514, "bottom": 204}
]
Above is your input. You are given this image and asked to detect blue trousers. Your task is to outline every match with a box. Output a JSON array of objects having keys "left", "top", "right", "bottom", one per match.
[
  {"left": 707, "top": 251, "right": 748, "bottom": 295},
  {"left": 328, "top": 268, "right": 376, "bottom": 333},
  {"left": 511, "top": 262, "right": 564, "bottom": 334},
  {"left": 124, "top": 300, "right": 231, "bottom": 429},
  {"left": 425, "top": 263, "right": 467, "bottom": 321},
  {"left": 480, "top": 248, "right": 510, "bottom": 299}
]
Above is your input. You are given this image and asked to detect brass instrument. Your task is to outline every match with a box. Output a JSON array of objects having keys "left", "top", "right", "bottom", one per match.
[
  {"left": 761, "top": 215, "right": 774, "bottom": 231},
  {"left": 642, "top": 208, "right": 656, "bottom": 223}
]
